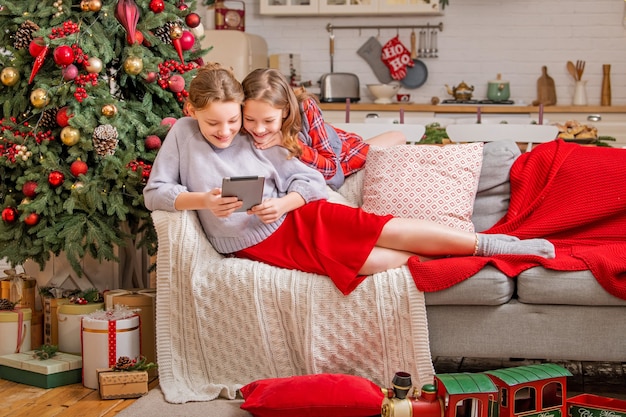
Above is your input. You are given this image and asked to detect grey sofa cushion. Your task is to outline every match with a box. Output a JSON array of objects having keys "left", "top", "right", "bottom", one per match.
[
  {"left": 517, "top": 267, "right": 626, "bottom": 306},
  {"left": 424, "top": 265, "right": 514, "bottom": 306},
  {"left": 472, "top": 140, "right": 521, "bottom": 232}
]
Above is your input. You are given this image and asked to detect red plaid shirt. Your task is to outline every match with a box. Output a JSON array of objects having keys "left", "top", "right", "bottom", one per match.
[{"left": 300, "top": 98, "right": 369, "bottom": 178}]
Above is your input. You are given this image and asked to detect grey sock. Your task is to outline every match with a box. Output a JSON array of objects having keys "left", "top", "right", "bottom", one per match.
[{"left": 476, "top": 233, "right": 555, "bottom": 258}]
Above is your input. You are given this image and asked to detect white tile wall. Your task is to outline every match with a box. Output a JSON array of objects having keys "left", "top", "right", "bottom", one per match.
[{"left": 195, "top": 0, "right": 626, "bottom": 106}]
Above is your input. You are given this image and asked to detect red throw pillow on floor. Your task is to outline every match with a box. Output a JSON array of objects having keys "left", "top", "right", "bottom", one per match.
[{"left": 239, "top": 373, "right": 384, "bottom": 417}]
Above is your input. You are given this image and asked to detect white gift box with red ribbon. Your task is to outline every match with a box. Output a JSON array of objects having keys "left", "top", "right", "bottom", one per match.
[
  {"left": 0, "top": 308, "right": 31, "bottom": 355},
  {"left": 81, "top": 308, "right": 140, "bottom": 389}
]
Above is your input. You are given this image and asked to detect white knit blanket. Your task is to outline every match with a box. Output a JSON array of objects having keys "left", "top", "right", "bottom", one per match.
[{"left": 152, "top": 206, "right": 434, "bottom": 403}]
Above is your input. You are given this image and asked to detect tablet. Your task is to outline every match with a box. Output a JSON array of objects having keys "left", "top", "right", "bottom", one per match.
[{"left": 222, "top": 176, "right": 265, "bottom": 212}]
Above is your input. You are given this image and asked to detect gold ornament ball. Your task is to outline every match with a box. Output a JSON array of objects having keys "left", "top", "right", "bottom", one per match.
[
  {"left": 169, "top": 25, "right": 183, "bottom": 40},
  {"left": 123, "top": 56, "right": 143, "bottom": 75},
  {"left": 1, "top": 67, "right": 20, "bottom": 86},
  {"left": 80, "top": 0, "right": 90, "bottom": 11},
  {"left": 101, "top": 104, "right": 118, "bottom": 117},
  {"left": 60, "top": 126, "right": 81, "bottom": 146},
  {"left": 85, "top": 57, "right": 103, "bottom": 73},
  {"left": 89, "top": 0, "right": 102, "bottom": 11},
  {"left": 30, "top": 88, "right": 50, "bottom": 108}
]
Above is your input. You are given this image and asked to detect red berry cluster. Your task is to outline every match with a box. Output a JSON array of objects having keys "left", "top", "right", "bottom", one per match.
[
  {"left": 69, "top": 296, "right": 89, "bottom": 305},
  {"left": 74, "top": 73, "right": 98, "bottom": 87},
  {"left": 157, "top": 60, "right": 198, "bottom": 102},
  {"left": 48, "top": 20, "right": 80, "bottom": 40},
  {"left": 74, "top": 87, "right": 88, "bottom": 103},
  {"left": 0, "top": 118, "right": 53, "bottom": 162},
  {"left": 127, "top": 160, "right": 153, "bottom": 181},
  {"left": 71, "top": 44, "right": 89, "bottom": 65}
]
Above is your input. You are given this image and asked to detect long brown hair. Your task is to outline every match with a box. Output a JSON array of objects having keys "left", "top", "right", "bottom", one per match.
[
  {"left": 188, "top": 62, "right": 245, "bottom": 109},
  {"left": 242, "top": 68, "right": 302, "bottom": 158}
]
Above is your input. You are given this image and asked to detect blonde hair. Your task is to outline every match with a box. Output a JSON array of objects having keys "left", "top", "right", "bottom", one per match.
[
  {"left": 241, "top": 68, "right": 302, "bottom": 158},
  {"left": 188, "top": 62, "right": 245, "bottom": 110}
]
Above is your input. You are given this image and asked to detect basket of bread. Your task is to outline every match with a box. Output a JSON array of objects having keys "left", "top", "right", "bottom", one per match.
[{"left": 556, "top": 120, "right": 597, "bottom": 143}]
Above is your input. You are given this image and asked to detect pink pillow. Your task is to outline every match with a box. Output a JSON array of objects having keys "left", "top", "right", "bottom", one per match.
[
  {"left": 362, "top": 143, "right": 484, "bottom": 232},
  {"left": 240, "top": 373, "right": 384, "bottom": 417}
]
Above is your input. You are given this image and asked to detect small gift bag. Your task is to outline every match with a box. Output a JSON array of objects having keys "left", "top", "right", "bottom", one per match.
[
  {"left": 1, "top": 269, "right": 37, "bottom": 312},
  {"left": 81, "top": 307, "right": 140, "bottom": 389},
  {"left": 0, "top": 306, "right": 32, "bottom": 356}
]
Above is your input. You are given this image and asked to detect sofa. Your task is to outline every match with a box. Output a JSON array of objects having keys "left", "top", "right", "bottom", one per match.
[{"left": 151, "top": 140, "right": 626, "bottom": 404}]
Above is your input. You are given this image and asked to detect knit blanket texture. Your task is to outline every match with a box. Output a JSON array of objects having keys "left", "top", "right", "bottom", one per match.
[
  {"left": 152, "top": 209, "right": 434, "bottom": 404},
  {"left": 408, "top": 139, "right": 626, "bottom": 300}
]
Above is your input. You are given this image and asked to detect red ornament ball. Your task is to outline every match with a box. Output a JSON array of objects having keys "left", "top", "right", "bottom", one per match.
[
  {"left": 180, "top": 30, "right": 195, "bottom": 51},
  {"left": 161, "top": 117, "right": 177, "bottom": 129},
  {"left": 145, "top": 135, "right": 162, "bottom": 150},
  {"left": 53, "top": 45, "right": 75, "bottom": 66},
  {"left": 178, "top": 2, "right": 188, "bottom": 11},
  {"left": 22, "top": 181, "right": 38, "bottom": 198},
  {"left": 24, "top": 212, "right": 40, "bottom": 227},
  {"left": 62, "top": 64, "right": 79, "bottom": 81},
  {"left": 127, "top": 30, "right": 144, "bottom": 45},
  {"left": 145, "top": 71, "right": 157, "bottom": 83},
  {"left": 168, "top": 74, "right": 186, "bottom": 93},
  {"left": 70, "top": 160, "right": 89, "bottom": 177},
  {"left": 48, "top": 171, "right": 65, "bottom": 188},
  {"left": 185, "top": 12, "right": 201, "bottom": 28},
  {"left": 149, "top": 0, "right": 165, "bottom": 12},
  {"left": 28, "top": 37, "right": 46, "bottom": 58},
  {"left": 2, "top": 207, "right": 18, "bottom": 224},
  {"left": 56, "top": 106, "right": 73, "bottom": 127}
]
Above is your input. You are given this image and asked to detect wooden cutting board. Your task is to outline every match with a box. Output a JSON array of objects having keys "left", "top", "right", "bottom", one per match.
[{"left": 532, "top": 66, "right": 557, "bottom": 106}]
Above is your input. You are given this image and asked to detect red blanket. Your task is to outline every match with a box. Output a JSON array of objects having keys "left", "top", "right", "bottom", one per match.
[{"left": 407, "top": 139, "right": 626, "bottom": 300}]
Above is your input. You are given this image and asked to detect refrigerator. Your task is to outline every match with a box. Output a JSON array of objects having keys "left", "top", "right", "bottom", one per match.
[{"left": 199, "top": 30, "right": 268, "bottom": 81}]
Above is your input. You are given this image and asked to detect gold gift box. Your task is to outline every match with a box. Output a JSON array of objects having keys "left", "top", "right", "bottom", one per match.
[{"left": 97, "top": 368, "right": 148, "bottom": 399}]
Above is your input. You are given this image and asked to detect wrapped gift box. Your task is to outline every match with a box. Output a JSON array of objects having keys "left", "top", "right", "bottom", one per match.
[
  {"left": 97, "top": 368, "right": 148, "bottom": 399},
  {"left": 81, "top": 309, "right": 140, "bottom": 389},
  {"left": 58, "top": 302, "right": 104, "bottom": 354},
  {"left": 0, "top": 351, "right": 82, "bottom": 388},
  {"left": 43, "top": 297, "right": 69, "bottom": 346},
  {"left": 104, "top": 289, "right": 156, "bottom": 365},
  {"left": 0, "top": 308, "right": 31, "bottom": 355}
]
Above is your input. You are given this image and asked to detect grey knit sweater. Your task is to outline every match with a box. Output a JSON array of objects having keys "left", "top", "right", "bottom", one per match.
[{"left": 143, "top": 117, "right": 328, "bottom": 253}]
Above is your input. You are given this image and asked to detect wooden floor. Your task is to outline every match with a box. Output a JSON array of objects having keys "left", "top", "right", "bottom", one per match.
[{"left": 2, "top": 358, "right": 625, "bottom": 416}]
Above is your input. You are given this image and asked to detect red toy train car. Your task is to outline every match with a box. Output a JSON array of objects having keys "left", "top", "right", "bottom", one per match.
[{"left": 382, "top": 363, "right": 626, "bottom": 417}]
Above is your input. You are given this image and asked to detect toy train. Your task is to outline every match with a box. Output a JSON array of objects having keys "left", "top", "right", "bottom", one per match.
[{"left": 381, "top": 363, "right": 626, "bottom": 417}]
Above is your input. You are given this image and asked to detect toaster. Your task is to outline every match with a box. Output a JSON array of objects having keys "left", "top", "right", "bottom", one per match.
[{"left": 319, "top": 73, "right": 360, "bottom": 103}]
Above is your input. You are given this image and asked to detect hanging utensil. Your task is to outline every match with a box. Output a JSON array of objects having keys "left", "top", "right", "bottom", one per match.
[
  {"left": 418, "top": 29, "right": 426, "bottom": 57},
  {"left": 430, "top": 29, "right": 438, "bottom": 58},
  {"left": 410, "top": 29, "right": 417, "bottom": 60},
  {"left": 329, "top": 30, "right": 335, "bottom": 73}
]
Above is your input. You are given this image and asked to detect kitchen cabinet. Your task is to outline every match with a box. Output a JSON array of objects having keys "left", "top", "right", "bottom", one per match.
[{"left": 260, "top": 0, "right": 441, "bottom": 16}]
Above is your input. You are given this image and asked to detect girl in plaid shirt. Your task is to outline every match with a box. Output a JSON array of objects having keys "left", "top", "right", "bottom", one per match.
[{"left": 242, "top": 68, "right": 405, "bottom": 190}]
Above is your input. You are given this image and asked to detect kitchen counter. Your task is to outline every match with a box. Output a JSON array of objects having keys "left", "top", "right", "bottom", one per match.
[{"left": 319, "top": 103, "right": 626, "bottom": 114}]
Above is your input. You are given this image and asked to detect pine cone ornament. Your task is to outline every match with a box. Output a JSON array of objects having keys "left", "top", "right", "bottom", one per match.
[
  {"left": 113, "top": 356, "right": 134, "bottom": 371},
  {"left": 93, "top": 124, "right": 119, "bottom": 156},
  {"left": 0, "top": 298, "right": 16, "bottom": 310},
  {"left": 39, "top": 108, "right": 58, "bottom": 130},
  {"left": 154, "top": 21, "right": 178, "bottom": 44},
  {"left": 14, "top": 20, "right": 40, "bottom": 50}
]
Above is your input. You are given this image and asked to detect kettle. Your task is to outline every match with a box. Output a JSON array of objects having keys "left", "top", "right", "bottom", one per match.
[
  {"left": 445, "top": 81, "right": 474, "bottom": 101},
  {"left": 487, "top": 73, "right": 510, "bottom": 102}
]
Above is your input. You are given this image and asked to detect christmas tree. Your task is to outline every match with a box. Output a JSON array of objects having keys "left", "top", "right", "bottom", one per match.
[{"left": 0, "top": 1, "right": 207, "bottom": 275}]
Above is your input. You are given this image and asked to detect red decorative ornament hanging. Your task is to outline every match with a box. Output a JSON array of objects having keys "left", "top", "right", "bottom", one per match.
[
  {"left": 185, "top": 12, "right": 201, "bottom": 28},
  {"left": 22, "top": 181, "right": 38, "bottom": 198},
  {"left": 70, "top": 160, "right": 89, "bottom": 177},
  {"left": 24, "top": 212, "right": 40, "bottom": 227},
  {"left": 1, "top": 207, "right": 18, "bottom": 224},
  {"left": 53, "top": 45, "right": 75, "bottom": 66},
  {"left": 29, "top": 45, "right": 49, "bottom": 84},
  {"left": 149, "top": 0, "right": 165, "bottom": 13},
  {"left": 115, "top": 0, "right": 140, "bottom": 45},
  {"left": 170, "top": 24, "right": 185, "bottom": 64},
  {"left": 48, "top": 170, "right": 65, "bottom": 188},
  {"left": 177, "top": 0, "right": 188, "bottom": 11}
]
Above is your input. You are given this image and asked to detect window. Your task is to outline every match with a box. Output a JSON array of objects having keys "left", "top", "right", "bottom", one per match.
[
  {"left": 514, "top": 387, "right": 536, "bottom": 414},
  {"left": 456, "top": 398, "right": 482, "bottom": 417},
  {"left": 542, "top": 382, "right": 564, "bottom": 408}
]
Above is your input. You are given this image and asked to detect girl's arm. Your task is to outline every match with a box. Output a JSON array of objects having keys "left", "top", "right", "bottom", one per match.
[
  {"left": 249, "top": 191, "right": 305, "bottom": 224},
  {"left": 299, "top": 98, "right": 340, "bottom": 179}
]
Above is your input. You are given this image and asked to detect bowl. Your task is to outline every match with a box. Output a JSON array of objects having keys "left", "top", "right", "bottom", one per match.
[{"left": 367, "top": 83, "right": 401, "bottom": 104}]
